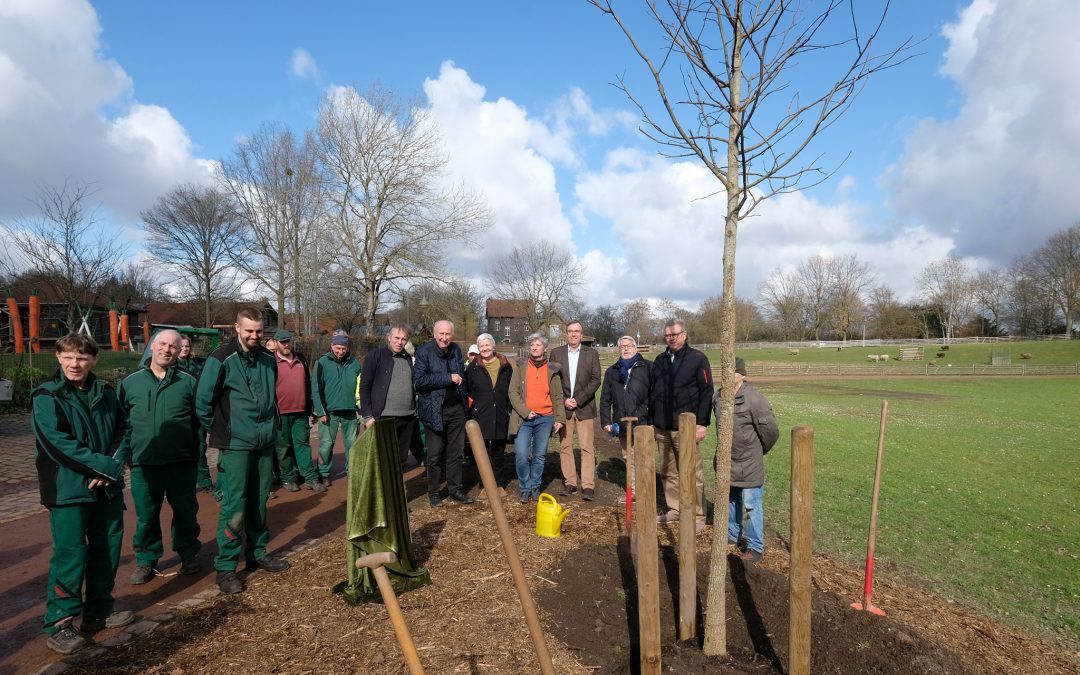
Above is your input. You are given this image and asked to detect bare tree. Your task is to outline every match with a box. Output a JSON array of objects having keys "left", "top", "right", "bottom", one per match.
[
  {"left": 1005, "top": 255, "right": 1060, "bottom": 336},
  {"left": 1031, "top": 224, "right": 1080, "bottom": 338},
  {"left": 219, "top": 125, "right": 322, "bottom": 325},
  {"left": 759, "top": 269, "right": 805, "bottom": 340},
  {"left": 141, "top": 183, "right": 244, "bottom": 326},
  {"left": 918, "top": 256, "right": 975, "bottom": 342},
  {"left": 972, "top": 268, "right": 1009, "bottom": 336},
  {"left": 424, "top": 278, "right": 486, "bottom": 341},
  {"left": 867, "top": 285, "right": 918, "bottom": 339},
  {"left": 829, "top": 253, "right": 875, "bottom": 341},
  {"left": 315, "top": 85, "right": 489, "bottom": 333},
  {"left": 488, "top": 241, "right": 584, "bottom": 334},
  {"left": 796, "top": 255, "right": 833, "bottom": 340},
  {"left": 2, "top": 180, "right": 128, "bottom": 332},
  {"left": 590, "top": 0, "right": 913, "bottom": 654}
]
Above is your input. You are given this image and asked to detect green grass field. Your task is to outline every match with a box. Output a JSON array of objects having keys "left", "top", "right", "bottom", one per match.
[
  {"left": 733, "top": 339, "right": 1080, "bottom": 367},
  {"left": 732, "top": 377, "right": 1080, "bottom": 649}
]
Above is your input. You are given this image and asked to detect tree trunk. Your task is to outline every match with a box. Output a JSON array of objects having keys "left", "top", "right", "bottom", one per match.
[{"left": 703, "top": 12, "right": 743, "bottom": 656}]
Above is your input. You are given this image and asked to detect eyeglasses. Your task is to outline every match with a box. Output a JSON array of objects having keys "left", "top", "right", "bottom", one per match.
[{"left": 664, "top": 331, "right": 684, "bottom": 339}]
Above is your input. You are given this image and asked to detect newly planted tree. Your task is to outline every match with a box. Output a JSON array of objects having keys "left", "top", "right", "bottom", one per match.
[{"left": 590, "top": 0, "right": 912, "bottom": 654}]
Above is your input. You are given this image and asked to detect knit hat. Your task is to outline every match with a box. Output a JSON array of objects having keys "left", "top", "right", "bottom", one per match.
[
  {"left": 735, "top": 356, "right": 747, "bottom": 376},
  {"left": 274, "top": 330, "right": 293, "bottom": 341},
  {"left": 331, "top": 329, "right": 349, "bottom": 346}
]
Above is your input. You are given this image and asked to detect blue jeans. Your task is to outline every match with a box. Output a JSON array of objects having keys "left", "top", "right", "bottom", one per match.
[
  {"left": 514, "top": 414, "right": 554, "bottom": 496},
  {"left": 728, "top": 485, "right": 764, "bottom": 553}
]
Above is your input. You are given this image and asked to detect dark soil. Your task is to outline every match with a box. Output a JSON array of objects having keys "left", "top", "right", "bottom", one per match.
[{"left": 538, "top": 542, "right": 971, "bottom": 674}]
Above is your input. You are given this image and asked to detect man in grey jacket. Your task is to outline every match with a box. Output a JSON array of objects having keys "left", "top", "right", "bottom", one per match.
[{"left": 717, "top": 357, "right": 779, "bottom": 565}]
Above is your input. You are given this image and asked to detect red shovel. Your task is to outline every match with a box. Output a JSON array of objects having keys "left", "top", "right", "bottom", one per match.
[{"left": 852, "top": 400, "right": 889, "bottom": 616}]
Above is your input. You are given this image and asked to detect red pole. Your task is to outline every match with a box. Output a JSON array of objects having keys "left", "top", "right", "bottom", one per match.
[
  {"left": 6, "top": 296, "right": 24, "bottom": 354},
  {"left": 142, "top": 321, "right": 151, "bottom": 346},
  {"left": 852, "top": 400, "right": 888, "bottom": 616},
  {"left": 119, "top": 312, "right": 130, "bottom": 351},
  {"left": 28, "top": 294, "right": 41, "bottom": 353},
  {"left": 108, "top": 305, "right": 120, "bottom": 351}
]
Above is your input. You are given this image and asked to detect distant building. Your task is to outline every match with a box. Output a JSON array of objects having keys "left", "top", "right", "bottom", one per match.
[{"left": 485, "top": 299, "right": 533, "bottom": 344}]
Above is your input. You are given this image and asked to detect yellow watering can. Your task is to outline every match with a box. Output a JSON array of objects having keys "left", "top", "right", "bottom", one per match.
[{"left": 535, "top": 493, "right": 570, "bottom": 538}]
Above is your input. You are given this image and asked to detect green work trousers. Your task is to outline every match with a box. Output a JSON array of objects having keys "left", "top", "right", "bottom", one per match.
[
  {"left": 317, "top": 412, "right": 359, "bottom": 479},
  {"left": 214, "top": 446, "right": 272, "bottom": 572},
  {"left": 276, "top": 412, "right": 319, "bottom": 485},
  {"left": 130, "top": 462, "right": 201, "bottom": 567},
  {"left": 196, "top": 435, "right": 213, "bottom": 489},
  {"left": 43, "top": 498, "right": 125, "bottom": 634}
]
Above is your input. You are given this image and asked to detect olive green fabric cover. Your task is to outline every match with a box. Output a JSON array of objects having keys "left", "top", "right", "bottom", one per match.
[{"left": 338, "top": 418, "right": 430, "bottom": 604}]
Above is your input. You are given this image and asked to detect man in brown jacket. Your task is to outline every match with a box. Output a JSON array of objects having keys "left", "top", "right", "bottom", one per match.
[{"left": 549, "top": 320, "right": 602, "bottom": 500}]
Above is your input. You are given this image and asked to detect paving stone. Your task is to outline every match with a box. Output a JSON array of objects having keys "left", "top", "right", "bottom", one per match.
[
  {"left": 99, "top": 632, "right": 132, "bottom": 647},
  {"left": 67, "top": 647, "right": 106, "bottom": 664},
  {"left": 34, "top": 661, "right": 71, "bottom": 675},
  {"left": 195, "top": 588, "right": 220, "bottom": 599},
  {"left": 126, "top": 620, "right": 158, "bottom": 636},
  {"left": 176, "top": 598, "right": 204, "bottom": 609},
  {"left": 150, "top": 613, "right": 174, "bottom": 623}
]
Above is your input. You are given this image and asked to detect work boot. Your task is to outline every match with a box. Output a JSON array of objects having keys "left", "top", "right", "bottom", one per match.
[
  {"left": 253, "top": 556, "right": 290, "bottom": 573},
  {"left": 581, "top": 488, "right": 595, "bottom": 501},
  {"left": 82, "top": 610, "right": 135, "bottom": 631},
  {"left": 46, "top": 619, "right": 86, "bottom": 655},
  {"left": 310, "top": 480, "right": 327, "bottom": 494},
  {"left": 740, "top": 549, "right": 763, "bottom": 565},
  {"left": 429, "top": 493, "right": 443, "bottom": 508},
  {"left": 283, "top": 481, "right": 300, "bottom": 492},
  {"left": 448, "top": 490, "right": 474, "bottom": 505},
  {"left": 180, "top": 558, "right": 202, "bottom": 576},
  {"left": 130, "top": 564, "right": 156, "bottom": 585},
  {"left": 217, "top": 571, "right": 243, "bottom": 595},
  {"left": 560, "top": 483, "right": 578, "bottom": 497}
]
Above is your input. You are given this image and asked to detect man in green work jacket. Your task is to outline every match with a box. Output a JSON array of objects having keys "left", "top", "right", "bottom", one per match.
[
  {"left": 311, "top": 329, "right": 361, "bottom": 484},
  {"left": 33, "top": 334, "right": 134, "bottom": 655},
  {"left": 195, "top": 308, "right": 289, "bottom": 595},
  {"left": 119, "top": 328, "right": 202, "bottom": 586}
]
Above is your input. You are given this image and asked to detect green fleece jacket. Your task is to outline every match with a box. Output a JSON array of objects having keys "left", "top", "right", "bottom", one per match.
[
  {"left": 312, "top": 351, "right": 361, "bottom": 416},
  {"left": 195, "top": 340, "right": 278, "bottom": 451},
  {"left": 118, "top": 365, "right": 200, "bottom": 465},
  {"left": 32, "top": 371, "right": 128, "bottom": 507}
]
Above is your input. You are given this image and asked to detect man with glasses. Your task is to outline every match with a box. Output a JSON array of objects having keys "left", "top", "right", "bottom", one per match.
[
  {"left": 649, "top": 318, "right": 712, "bottom": 534},
  {"left": 549, "top": 320, "right": 602, "bottom": 501}
]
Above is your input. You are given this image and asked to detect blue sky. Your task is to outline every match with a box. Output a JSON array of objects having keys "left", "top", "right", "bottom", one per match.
[{"left": 3, "top": 0, "right": 1078, "bottom": 309}]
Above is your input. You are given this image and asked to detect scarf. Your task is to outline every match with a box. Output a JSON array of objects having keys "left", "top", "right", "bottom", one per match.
[
  {"left": 617, "top": 353, "right": 643, "bottom": 384},
  {"left": 529, "top": 355, "right": 547, "bottom": 368}
]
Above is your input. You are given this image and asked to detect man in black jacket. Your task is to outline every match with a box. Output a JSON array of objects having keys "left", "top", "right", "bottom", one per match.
[
  {"left": 360, "top": 324, "right": 418, "bottom": 467},
  {"left": 649, "top": 319, "right": 712, "bottom": 534}
]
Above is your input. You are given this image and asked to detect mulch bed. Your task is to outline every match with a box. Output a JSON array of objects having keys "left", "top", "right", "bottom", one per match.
[{"left": 63, "top": 430, "right": 1077, "bottom": 674}]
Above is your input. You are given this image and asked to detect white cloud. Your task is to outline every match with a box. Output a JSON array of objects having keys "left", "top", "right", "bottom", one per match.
[
  {"left": 423, "top": 61, "right": 577, "bottom": 269},
  {"left": 0, "top": 0, "right": 211, "bottom": 227},
  {"left": 885, "top": 0, "right": 1080, "bottom": 263},
  {"left": 290, "top": 48, "right": 320, "bottom": 80}
]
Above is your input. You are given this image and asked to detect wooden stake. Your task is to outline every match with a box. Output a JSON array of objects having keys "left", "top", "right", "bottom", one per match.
[
  {"left": 634, "top": 424, "right": 661, "bottom": 675},
  {"left": 465, "top": 421, "right": 556, "bottom": 675},
  {"left": 789, "top": 426, "right": 814, "bottom": 675},
  {"left": 677, "top": 411, "right": 698, "bottom": 642}
]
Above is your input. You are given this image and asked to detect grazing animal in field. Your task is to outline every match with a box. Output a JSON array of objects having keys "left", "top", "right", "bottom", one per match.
[
  {"left": 880, "top": 354, "right": 891, "bottom": 362},
  {"left": 1020, "top": 352, "right": 1032, "bottom": 359},
  {"left": 867, "top": 354, "right": 880, "bottom": 362},
  {"left": 789, "top": 348, "right": 800, "bottom": 356}
]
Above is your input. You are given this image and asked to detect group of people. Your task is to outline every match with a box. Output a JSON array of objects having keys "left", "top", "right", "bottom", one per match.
[
  {"left": 32, "top": 310, "right": 367, "bottom": 655},
  {"left": 32, "top": 310, "right": 777, "bottom": 657}
]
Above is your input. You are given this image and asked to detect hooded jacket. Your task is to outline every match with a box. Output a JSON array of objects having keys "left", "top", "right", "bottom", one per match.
[
  {"left": 312, "top": 350, "right": 361, "bottom": 416},
  {"left": 716, "top": 380, "right": 779, "bottom": 488},
  {"left": 195, "top": 340, "right": 278, "bottom": 451},
  {"left": 508, "top": 356, "right": 566, "bottom": 435},
  {"left": 32, "top": 371, "right": 127, "bottom": 507},
  {"left": 118, "top": 365, "right": 200, "bottom": 465}
]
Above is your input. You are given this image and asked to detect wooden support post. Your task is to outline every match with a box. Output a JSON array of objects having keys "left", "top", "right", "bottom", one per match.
[
  {"left": 677, "top": 411, "right": 698, "bottom": 642},
  {"left": 789, "top": 426, "right": 814, "bottom": 675},
  {"left": 633, "top": 424, "right": 661, "bottom": 675}
]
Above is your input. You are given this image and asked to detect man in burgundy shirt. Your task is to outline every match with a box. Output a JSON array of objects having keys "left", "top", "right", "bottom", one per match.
[{"left": 273, "top": 331, "right": 324, "bottom": 493}]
